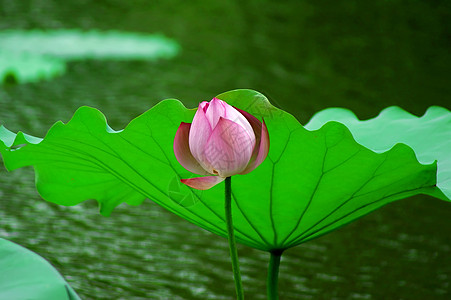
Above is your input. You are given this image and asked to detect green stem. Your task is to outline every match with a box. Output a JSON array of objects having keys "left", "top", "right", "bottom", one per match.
[
  {"left": 225, "top": 176, "right": 244, "bottom": 299},
  {"left": 267, "top": 250, "right": 283, "bottom": 300}
]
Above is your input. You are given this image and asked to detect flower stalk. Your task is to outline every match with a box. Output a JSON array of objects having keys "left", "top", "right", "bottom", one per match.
[
  {"left": 267, "top": 250, "right": 283, "bottom": 300},
  {"left": 225, "top": 176, "right": 244, "bottom": 299}
]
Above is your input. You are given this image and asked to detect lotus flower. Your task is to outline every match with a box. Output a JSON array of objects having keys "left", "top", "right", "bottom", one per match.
[{"left": 174, "top": 97, "right": 269, "bottom": 190}]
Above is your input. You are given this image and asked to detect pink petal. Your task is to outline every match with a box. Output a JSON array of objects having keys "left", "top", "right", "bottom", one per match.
[
  {"left": 204, "top": 97, "right": 226, "bottom": 129},
  {"left": 220, "top": 100, "right": 255, "bottom": 140},
  {"left": 174, "top": 122, "right": 209, "bottom": 175},
  {"left": 199, "top": 101, "right": 209, "bottom": 113},
  {"left": 240, "top": 118, "right": 270, "bottom": 174},
  {"left": 189, "top": 103, "right": 214, "bottom": 172},
  {"left": 206, "top": 98, "right": 255, "bottom": 143},
  {"left": 181, "top": 176, "right": 225, "bottom": 190},
  {"left": 234, "top": 107, "right": 263, "bottom": 160},
  {"left": 203, "top": 117, "right": 255, "bottom": 177}
]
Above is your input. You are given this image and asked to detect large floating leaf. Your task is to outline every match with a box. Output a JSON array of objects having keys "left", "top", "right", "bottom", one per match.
[
  {"left": 305, "top": 106, "right": 451, "bottom": 201},
  {"left": 0, "top": 29, "right": 180, "bottom": 84},
  {"left": 0, "top": 238, "right": 81, "bottom": 300},
  {"left": 0, "top": 90, "right": 448, "bottom": 251}
]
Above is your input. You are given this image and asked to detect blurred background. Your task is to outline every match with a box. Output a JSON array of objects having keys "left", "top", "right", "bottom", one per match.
[{"left": 0, "top": 0, "right": 450, "bottom": 299}]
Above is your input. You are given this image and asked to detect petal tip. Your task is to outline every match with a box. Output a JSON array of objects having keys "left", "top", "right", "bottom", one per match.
[{"left": 181, "top": 176, "right": 225, "bottom": 190}]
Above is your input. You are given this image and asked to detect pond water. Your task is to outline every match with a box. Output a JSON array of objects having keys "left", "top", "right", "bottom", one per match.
[{"left": 0, "top": 1, "right": 450, "bottom": 299}]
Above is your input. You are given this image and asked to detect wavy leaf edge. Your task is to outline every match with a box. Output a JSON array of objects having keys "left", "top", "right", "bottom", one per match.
[{"left": 1, "top": 89, "right": 448, "bottom": 252}]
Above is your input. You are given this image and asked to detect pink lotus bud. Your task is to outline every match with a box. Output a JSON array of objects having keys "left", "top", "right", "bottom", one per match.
[{"left": 174, "top": 97, "right": 269, "bottom": 190}]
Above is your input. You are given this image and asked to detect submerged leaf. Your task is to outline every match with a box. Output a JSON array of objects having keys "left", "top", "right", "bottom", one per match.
[
  {"left": 0, "top": 29, "right": 180, "bottom": 60},
  {"left": 0, "top": 238, "right": 80, "bottom": 300},
  {"left": 0, "top": 90, "right": 448, "bottom": 251},
  {"left": 0, "top": 50, "right": 66, "bottom": 84},
  {"left": 0, "top": 29, "right": 180, "bottom": 84}
]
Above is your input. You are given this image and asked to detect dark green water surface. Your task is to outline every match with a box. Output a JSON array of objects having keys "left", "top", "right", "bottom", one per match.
[{"left": 0, "top": 1, "right": 450, "bottom": 299}]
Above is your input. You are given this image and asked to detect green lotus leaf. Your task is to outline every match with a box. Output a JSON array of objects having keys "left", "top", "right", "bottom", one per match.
[
  {"left": 0, "top": 50, "right": 66, "bottom": 84},
  {"left": 0, "top": 238, "right": 80, "bottom": 300},
  {"left": 305, "top": 105, "right": 451, "bottom": 201},
  {"left": 0, "top": 29, "right": 180, "bottom": 60},
  {"left": 0, "top": 29, "right": 180, "bottom": 84},
  {"left": 0, "top": 90, "right": 448, "bottom": 251}
]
